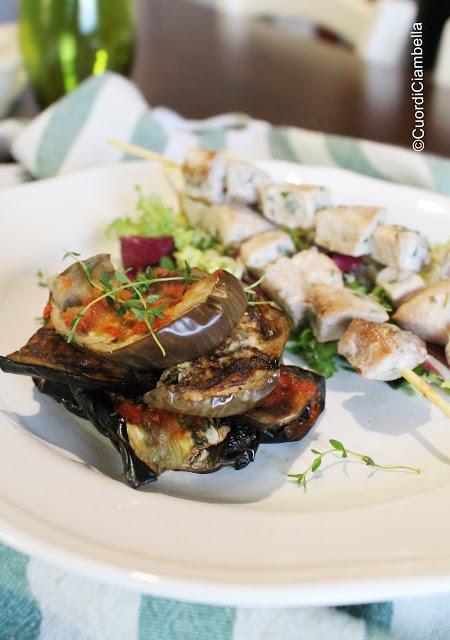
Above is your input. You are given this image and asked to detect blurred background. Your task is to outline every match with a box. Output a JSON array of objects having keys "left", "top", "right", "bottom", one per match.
[{"left": 1, "top": 0, "right": 449, "bottom": 156}]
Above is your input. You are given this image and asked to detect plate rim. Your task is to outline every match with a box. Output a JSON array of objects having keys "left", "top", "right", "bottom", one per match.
[{"left": 1, "top": 159, "right": 450, "bottom": 607}]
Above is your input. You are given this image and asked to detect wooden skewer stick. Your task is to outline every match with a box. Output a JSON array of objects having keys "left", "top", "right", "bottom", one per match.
[
  {"left": 401, "top": 368, "right": 450, "bottom": 418},
  {"left": 110, "top": 138, "right": 450, "bottom": 419},
  {"left": 108, "top": 139, "right": 181, "bottom": 169}
]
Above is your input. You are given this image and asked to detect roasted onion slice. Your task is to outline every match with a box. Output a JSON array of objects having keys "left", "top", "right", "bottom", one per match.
[
  {"left": 145, "top": 304, "right": 290, "bottom": 417},
  {"left": 243, "top": 365, "right": 326, "bottom": 442},
  {"left": 49, "top": 254, "right": 248, "bottom": 370}
]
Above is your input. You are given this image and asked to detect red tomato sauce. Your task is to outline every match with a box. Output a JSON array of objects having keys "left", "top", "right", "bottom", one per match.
[
  {"left": 259, "top": 370, "right": 317, "bottom": 408},
  {"left": 117, "top": 401, "right": 186, "bottom": 439},
  {"left": 60, "top": 277, "right": 189, "bottom": 341}
]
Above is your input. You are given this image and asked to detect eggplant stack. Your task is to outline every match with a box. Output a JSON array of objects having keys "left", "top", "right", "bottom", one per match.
[{"left": 0, "top": 255, "right": 326, "bottom": 488}]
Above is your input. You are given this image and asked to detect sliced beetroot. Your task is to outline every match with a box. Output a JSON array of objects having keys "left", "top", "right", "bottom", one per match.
[
  {"left": 330, "top": 252, "right": 362, "bottom": 274},
  {"left": 120, "top": 236, "right": 174, "bottom": 272},
  {"left": 426, "top": 342, "right": 447, "bottom": 366}
]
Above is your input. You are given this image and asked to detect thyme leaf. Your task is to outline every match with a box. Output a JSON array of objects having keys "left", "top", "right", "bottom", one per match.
[
  {"left": 64, "top": 261, "right": 189, "bottom": 355},
  {"left": 288, "top": 439, "right": 420, "bottom": 491}
]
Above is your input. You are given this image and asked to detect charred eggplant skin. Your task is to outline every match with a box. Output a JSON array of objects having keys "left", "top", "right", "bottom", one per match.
[
  {"left": 33, "top": 379, "right": 259, "bottom": 486},
  {"left": 243, "top": 366, "right": 326, "bottom": 443},
  {"left": 219, "top": 421, "right": 260, "bottom": 470},
  {"left": 0, "top": 327, "right": 155, "bottom": 393},
  {"left": 31, "top": 379, "right": 156, "bottom": 487},
  {"left": 70, "top": 387, "right": 158, "bottom": 488},
  {"left": 33, "top": 377, "right": 87, "bottom": 418}
]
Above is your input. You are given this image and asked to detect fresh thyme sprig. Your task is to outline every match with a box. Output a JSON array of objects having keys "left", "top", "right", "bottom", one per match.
[
  {"left": 288, "top": 438, "right": 420, "bottom": 491},
  {"left": 244, "top": 274, "right": 266, "bottom": 296},
  {"left": 65, "top": 257, "right": 193, "bottom": 356},
  {"left": 63, "top": 250, "right": 105, "bottom": 292},
  {"left": 243, "top": 274, "right": 282, "bottom": 310},
  {"left": 247, "top": 299, "right": 283, "bottom": 311}
]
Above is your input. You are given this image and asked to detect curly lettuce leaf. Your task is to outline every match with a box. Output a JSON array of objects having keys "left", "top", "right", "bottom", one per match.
[{"left": 106, "top": 188, "right": 179, "bottom": 238}]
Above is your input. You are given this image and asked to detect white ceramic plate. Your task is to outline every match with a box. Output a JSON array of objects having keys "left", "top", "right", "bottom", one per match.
[{"left": 1, "top": 160, "right": 450, "bottom": 607}]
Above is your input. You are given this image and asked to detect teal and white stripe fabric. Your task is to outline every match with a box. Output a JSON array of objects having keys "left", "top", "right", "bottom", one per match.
[
  {"left": 2, "top": 72, "right": 450, "bottom": 639},
  {"left": 4, "top": 542, "right": 450, "bottom": 640},
  {"left": 9, "top": 72, "right": 450, "bottom": 196}
]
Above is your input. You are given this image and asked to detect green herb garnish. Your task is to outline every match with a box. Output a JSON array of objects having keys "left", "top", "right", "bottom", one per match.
[
  {"left": 65, "top": 257, "right": 193, "bottom": 356},
  {"left": 285, "top": 227, "right": 312, "bottom": 251},
  {"left": 243, "top": 275, "right": 283, "bottom": 311},
  {"left": 106, "top": 188, "right": 178, "bottom": 238},
  {"left": 345, "top": 278, "right": 369, "bottom": 295},
  {"left": 345, "top": 278, "right": 393, "bottom": 313},
  {"left": 159, "top": 255, "right": 177, "bottom": 270},
  {"left": 288, "top": 438, "right": 420, "bottom": 491},
  {"left": 286, "top": 326, "right": 338, "bottom": 378},
  {"left": 389, "top": 363, "right": 450, "bottom": 396},
  {"left": 370, "top": 285, "right": 393, "bottom": 313}
]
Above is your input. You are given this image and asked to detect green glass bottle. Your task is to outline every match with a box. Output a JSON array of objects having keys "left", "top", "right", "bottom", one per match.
[{"left": 19, "top": 0, "right": 135, "bottom": 108}]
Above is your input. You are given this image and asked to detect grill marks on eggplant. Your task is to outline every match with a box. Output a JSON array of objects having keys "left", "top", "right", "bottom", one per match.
[
  {"left": 32, "top": 364, "right": 325, "bottom": 487},
  {"left": 1, "top": 257, "right": 326, "bottom": 487},
  {"left": 145, "top": 305, "right": 290, "bottom": 417},
  {"left": 0, "top": 327, "right": 152, "bottom": 392}
]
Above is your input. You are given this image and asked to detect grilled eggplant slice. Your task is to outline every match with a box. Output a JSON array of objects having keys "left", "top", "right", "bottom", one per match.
[
  {"left": 33, "top": 377, "right": 87, "bottom": 418},
  {"left": 243, "top": 365, "right": 326, "bottom": 443},
  {"left": 71, "top": 387, "right": 158, "bottom": 487},
  {"left": 0, "top": 327, "right": 152, "bottom": 392},
  {"left": 50, "top": 255, "right": 247, "bottom": 370},
  {"left": 118, "top": 398, "right": 260, "bottom": 476},
  {"left": 117, "top": 398, "right": 228, "bottom": 474},
  {"left": 145, "top": 304, "right": 290, "bottom": 417},
  {"left": 34, "top": 379, "right": 259, "bottom": 485}
]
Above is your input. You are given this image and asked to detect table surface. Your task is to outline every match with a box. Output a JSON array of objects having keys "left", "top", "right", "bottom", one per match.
[{"left": 4, "top": 0, "right": 450, "bottom": 158}]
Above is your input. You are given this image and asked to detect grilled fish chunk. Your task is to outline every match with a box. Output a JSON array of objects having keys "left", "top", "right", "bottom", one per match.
[
  {"left": 240, "top": 230, "right": 295, "bottom": 276},
  {"left": 215, "top": 202, "right": 274, "bottom": 248},
  {"left": 308, "top": 283, "right": 389, "bottom": 342},
  {"left": 292, "top": 248, "right": 343, "bottom": 288},
  {"left": 371, "top": 224, "right": 430, "bottom": 272},
  {"left": 261, "top": 248, "right": 343, "bottom": 326},
  {"left": 181, "top": 193, "right": 219, "bottom": 236},
  {"left": 182, "top": 194, "right": 273, "bottom": 248},
  {"left": 393, "top": 280, "right": 450, "bottom": 345},
  {"left": 183, "top": 149, "right": 227, "bottom": 202},
  {"left": 315, "top": 206, "right": 384, "bottom": 257},
  {"left": 145, "top": 304, "right": 290, "bottom": 417},
  {"left": 338, "top": 319, "right": 427, "bottom": 380},
  {"left": 258, "top": 182, "right": 330, "bottom": 230},
  {"left": 375, "top": 267, "right": 425, "bottom": 306},
  {"left": 226, "top": 160, "right": 269, "bottom": 205}
]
